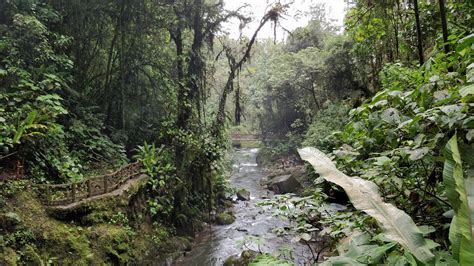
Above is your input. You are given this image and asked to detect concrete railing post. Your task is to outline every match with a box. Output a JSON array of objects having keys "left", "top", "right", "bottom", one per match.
[
  {"left": 87, "top": 180, "right": 92, "bottom": 197},
  {"left": 46, "top": 186, "right": 51, "bottom": 205},
  {"left": 103, "top": 176, "right": 108, "bottom": 193},
  {"left": 71, "top": 183, "right": 76, "bottom": 203}
]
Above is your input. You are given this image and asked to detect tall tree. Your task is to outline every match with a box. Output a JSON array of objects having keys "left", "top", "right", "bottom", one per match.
[
  {"left": 413, "top": 0, "right": 424, "bottom": 65},
  {"left": 438, "top": 0, "right": 450, "bottom": 55}
]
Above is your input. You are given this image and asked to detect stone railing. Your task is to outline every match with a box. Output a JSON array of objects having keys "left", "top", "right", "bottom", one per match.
[{"left": 35, "top": 162, "right": 143, "bottom": 206}]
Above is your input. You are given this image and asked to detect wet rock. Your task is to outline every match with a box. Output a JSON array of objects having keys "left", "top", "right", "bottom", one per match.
[
  {"left": 259, "top": 176, "right": 270, "bottom": 188},
  {"left": 223, "top": 255, "right": 241, "bottom": 266},
  {"left": 241, "top": 250, "right": 259, "bottom": 261},
  {"left": 216, "top": 212, "right": 236, "bottom": 225},
  {"left": 236, "top": 189, "right": 250, "bottom": 201},
  {"left": 223, "top": 250, "right": 259, "bottom": 266},
  {"left": 270, "top": 174, "right": 301, "bottom": 194},
  {"left": 260, "top": 190, "right": 271, "bottom": 199},
  {"left": 160, "top": 236, "right": 193, "bottom": 253}
]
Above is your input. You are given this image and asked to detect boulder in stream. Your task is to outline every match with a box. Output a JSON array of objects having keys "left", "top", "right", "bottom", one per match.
[
  {"left": 236, "top": 188, "right": 250, "bottom": 201},
  {"left": 223, "top": 250, "right": 259, "bottom": 266},
  {"left": 270, "top": 174, "right": 301, "bottom": 194},
  {"left": 216, "top": 212, "right": 236, "bottom": 225},
  {"left": 259, "top": 176, "right": 270, "bottom": 188}
]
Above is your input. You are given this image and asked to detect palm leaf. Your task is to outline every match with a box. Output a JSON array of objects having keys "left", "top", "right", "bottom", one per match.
[
  {"left": 443, "top": 134, "right": 474, "bottom": 265},
  {"left": 298, "top": 147, "right": 435, "bottom": 264}
]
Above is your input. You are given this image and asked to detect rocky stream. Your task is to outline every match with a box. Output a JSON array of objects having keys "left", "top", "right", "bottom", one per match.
[{"left": 175, "top": 148, "right": 313, "bottom": 265}]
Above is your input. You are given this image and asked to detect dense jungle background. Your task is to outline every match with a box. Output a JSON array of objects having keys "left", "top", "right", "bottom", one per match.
[{"left": 0, "top": 0, "right": 473, "bottom": 265}]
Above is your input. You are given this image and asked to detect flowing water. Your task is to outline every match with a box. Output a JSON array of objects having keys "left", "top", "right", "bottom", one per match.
[{"left": 175, "top": 148, "right": 312, "bottom": 265}]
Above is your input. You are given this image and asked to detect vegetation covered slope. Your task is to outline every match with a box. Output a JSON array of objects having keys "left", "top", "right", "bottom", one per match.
[
  {"left": 0, "top": 0, "right": 284, "bottom": 263},
  {"left": 249, "top": 0, "right": 473, "bottom": 265}
]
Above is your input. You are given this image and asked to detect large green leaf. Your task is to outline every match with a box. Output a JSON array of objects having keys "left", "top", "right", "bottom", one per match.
[
  {"left": 13, "top": 110, "right": 38, "bottom": 144},
  {"left": 356, "top": 242, "right": 397, "bottom": 264},
  {"left": 321, "top": 256, "right": 364, "bottom": 266},
  {"left": 298, "top": 147, "right": 435, "bottom": 264},
  {"left": 443, "top": 135, "right": 474, "bottom": 265}
]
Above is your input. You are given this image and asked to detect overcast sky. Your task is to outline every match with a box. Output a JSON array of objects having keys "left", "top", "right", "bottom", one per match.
[{"left": 222, "top": 0, "right": 348, "bottom": 40}]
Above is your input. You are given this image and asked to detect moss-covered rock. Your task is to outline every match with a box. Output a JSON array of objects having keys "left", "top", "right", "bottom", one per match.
[
  {"left": 0, "top": 246, "right": 20, "bottom": 265},
  {"left": 21, "top": 244, "right": 44, "bottom": 265},
  {"left": 37, "top": 224, "right": 94, "bottom": 265},
  {"left": 92, "top": 224, "right": 134, "bottom": 264},
  {"left": 159, "top": 236, "right": 193, "bottom": 253},
  {"left": 223, "top": 250, "right": 259, "bottom": 266},
  {"left": 216, "top": 212, "right": 236, "bottom": 225},
  {"left": 224, "top": 255, "right": 242, "bottom": 266},
  {"left": 236, "top": 188, "right": 250, "bottom": 201},
  {"left": 0, "top": 175, "right": 200, "bottom": 265},
  {"left": 0, "top": 212, "right": 22, "bottom": 232}
]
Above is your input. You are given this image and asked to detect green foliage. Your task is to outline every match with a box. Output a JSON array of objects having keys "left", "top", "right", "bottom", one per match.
[
  {"left": 0, "top": 180, "right": 27, "bottom": 208},
  {"left": 135, "top": 142, "right": 178, "bottom": 220},
  {"left": 258, "top": 190, "right": 378, "bottom": 264},
  {"left": 303, "top": 102, "right": 351, "bottom": 152},
  {"left": 0, "top": 7, "right": 70, "bottom": 154},
  {"left": 0, "top": 1, "right": 126, "bottom": 182},
  {"left": 296, "top": 18, "right": 473, "bottom": 265},
  {"left": 443, "top": 135, "right": 474, "bottom": 264},
  {"left": 236, "top": 235, "right": 266, "bottom": 253},
  {"left": 258, "top": 140, "right": 298, "bottom": 167},
  {"left": 249, "top": 254, "right": 292, "bottom": 266},
  {"left": 4, "top": 228, "right": 36, "bottom": 249},
  {"left": 258, "top": 192, "right": 325, "bottom": 238},
  {"left": 329, "top": 33, "right": 473, "bottom": 217},
  {"left": 320, "top": 230, "right": 460, "bottom": 265},
  {"left": 109, "top": 212, "right": 129, "bottom": 227},
  {"left": 0, "top": 0, "right": 471, "bottom": 263},
  {"left": 337, "top": 233, "right": 396, "bottom": 265},
  {"left": 12, "top": 110, "right": 41, "bottom": 144},
  {"left": 227, "top": 23, "right": 362, "bottom": 138},
  {"left": 299, "top": 147, "right": 435, "bottom": 264},
  {"left": 150, "top": 222, "right": 171, "bottom": 247},
  {"left": 135, "top": 142, "right": 163, "bottom": 177}
]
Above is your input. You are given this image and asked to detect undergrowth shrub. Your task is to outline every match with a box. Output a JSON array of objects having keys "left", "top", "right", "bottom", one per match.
[
  {"left": 303, "top": 102, "right": 351, "bottom": 152},
  {"left": 294, "top": 33, "right": 473, "bottom": 264},
  {"left": 0, "top": 3, "right": 126, "bottom": 183}
]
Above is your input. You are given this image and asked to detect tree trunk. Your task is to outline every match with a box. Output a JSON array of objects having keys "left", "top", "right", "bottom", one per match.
[
  {"left": 234, "top": 81, "right": 241, "bottom": 125},
  {"left": 170, "top": 24, "right": 186, "bottom": 174},
  {"left": 413, "top": 0, "right": 424, "bottom": 65},
  {"left": 118, "top": 0, "right": 127, "bottom": 130},
  {"left": 439, "top": 0, "right": 450, "bottom": 55},
  {"left": 213, "top": 13, "right": 273, "bottom": 133},
  {"left": 179, "top": 0, "right": 204, "bottom": 131},
  {"left": 393, "top": 0, "right": 401, "bottom": 60},
  {"left": 310, "top": 83, "right": 320, "bottom": 110}
]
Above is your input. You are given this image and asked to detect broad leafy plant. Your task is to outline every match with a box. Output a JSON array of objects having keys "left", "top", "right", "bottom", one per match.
[
  {"left": 299, "top": 147, "right": 436, "bottom": 264},
  {"left": 134, "top": 142, "right": 180, "bottom": 220},
  {"left": 443, "top": 134, "right": 474, "bottom": 265}
]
